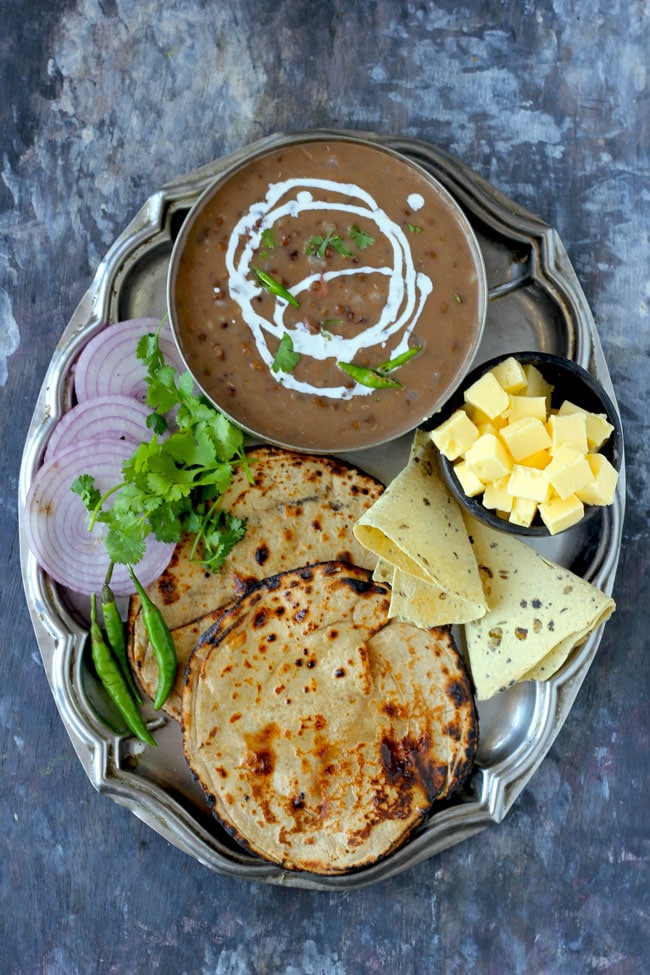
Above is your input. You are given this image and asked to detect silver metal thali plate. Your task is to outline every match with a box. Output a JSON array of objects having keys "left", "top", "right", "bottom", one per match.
[{"left": 18, "top": 131, "right": 625, "bottom": 890}]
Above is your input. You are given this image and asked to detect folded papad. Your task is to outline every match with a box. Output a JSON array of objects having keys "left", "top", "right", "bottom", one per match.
[
  {"left": 353, "top": 438, "right": 487, "bottom": 627},
  {"left": 128, "top": 446, "right": 383, "bottom": 721},
  {"left": 182, "top": 562, "right": 477, "bottom": 874},
  {"left": 464, "top": 518, "right": 615, "bottom": 700}
]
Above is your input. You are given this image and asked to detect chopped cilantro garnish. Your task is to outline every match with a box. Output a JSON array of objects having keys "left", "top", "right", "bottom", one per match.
[
  {"left": 407, "top": 224, "right": 422, "bottom": 234},
  {"left": 258, "top": 228, "right": 276, "bottom": 257},
  {"left": 349, "top": 224, "right": 374, "bottom": 249},
  {"left": 272, "top": 332, "right": 301, "bottom": 374},
  {"left": 305, "top": 230, "right": 355, "bottom": 260}
]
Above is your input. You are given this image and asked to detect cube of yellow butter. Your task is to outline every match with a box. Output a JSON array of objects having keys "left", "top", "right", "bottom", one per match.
[
  {"left": 507, "top": 395, "right": 548, "bottom": 422},
  {"left": 464, "top": 433, "right": 513, "bottom": 482},
  {"left": 522, "top": 448, "right": 551, "bottom": 470},
  {"left": 509, "top": 497, "right": 538, "bottom": 528},
  {"left": 430, "top": 409, "right": 479, "bottom": 461},
  {"left": 483, "top": 476, "right": 514, "bottom": 512},
  {"left": 453, "top": 460, "right": 485, "bottom": 498},
  {"left": 575, "top": 454, "right": 619, "bottom": 505},
  {"left": 539, "top": 493, "right": 585, "bottom": 534},
  {"left": 508, "top": 464, "right": 552, "bottom": 503},
  {"left": 500, "top": 416, "right": 552, "bottom": 461},
  {"left": 463, "top": 371, "right": 509, "bottom": 420},
  {"left": 548, "top": 412, "right": 588, "bottom": 454},
  {"left": 546, "top": 444, "right": 593, "bottom": 500},
  {"left": 491, "top": 356, "right": 528, "bottom": 393},
  {"left": 558, "top": 400, "right": 614, "bottom": 450},
  {"left": 523, "top": 364, "right": 554, "bottom": 403}
]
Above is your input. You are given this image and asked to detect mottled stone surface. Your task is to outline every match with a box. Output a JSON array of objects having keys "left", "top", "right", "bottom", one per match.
[{"left": 1, "top": 1, "right": 648, "bottom": 973}]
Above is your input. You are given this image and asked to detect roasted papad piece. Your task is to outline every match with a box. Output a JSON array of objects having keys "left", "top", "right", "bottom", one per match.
[
  {"left": 464, "top": 518, "right": 615, "bottom": 700},
  {"left": 182, "top": 561, "right": 478, "bottom": 875},
  {"left": 353, "top": 438, "right": 487, "bottom": 627},
  {"left": 128, "top": 447, "right": 383, "bottom": 720}
]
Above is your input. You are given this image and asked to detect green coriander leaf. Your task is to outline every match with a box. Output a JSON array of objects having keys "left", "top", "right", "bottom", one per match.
[
  {"left": 136, "top": 333, "right": 164, "bottom": 371},
  {"left": 207, "top": 412, "right": 245, "bottom": 460},
  {"left": 306, "top": 230, "right": 354, "bottom": 259},
  {"left": 104, "top": 523, "right": 147, "bottom": 565},
  {"left": 259, "top": 228, "right": 276, "bottom": 256},
  {"left": 407, "top": 224, "right": 422, "bottom": 233},
  {"left": 148, "top": 505, "right": 184, "bottom": 544},
  {"left": 349, "top": 224, "right": 374, "bottom": 249},
  {"left": 272, "top": 332, "right": 301, "bottom": 374},
  {"left": 72, "top": 474, "right": 101, "bottom": 512},
  {"left": 146, "top": 411, "right": 168, "bottom": 435}
]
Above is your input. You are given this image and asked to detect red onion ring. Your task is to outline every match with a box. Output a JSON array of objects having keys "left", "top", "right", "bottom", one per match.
[
  {"left": 24, "top": 437, "right": 175, "bottom": 596},
  {"left": 74, "top": 318, "right": 186, "bottom": 403},
  {"left": 44, "top": 394, "right": 152, "bottom": 463}
]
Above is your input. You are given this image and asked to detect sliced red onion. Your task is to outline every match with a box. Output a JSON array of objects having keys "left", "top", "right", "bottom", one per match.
[
  {"left": 74, "top": 317, "right": 186, "bottom": 403},
  {"left": 24, "top": 437, "right": 175, "bottom": 596},
  {"left": 44, "top": 394, "right": 152, "bottom": 463}
]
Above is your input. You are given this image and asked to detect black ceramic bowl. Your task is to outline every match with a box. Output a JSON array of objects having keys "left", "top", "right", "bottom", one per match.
[{"left": 428, "top": 351, "right": 623, "bottom": 537}]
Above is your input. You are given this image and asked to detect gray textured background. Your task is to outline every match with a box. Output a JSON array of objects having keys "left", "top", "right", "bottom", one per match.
[{"left": 1, "top": 1, "right": 648, "bottom": 973}]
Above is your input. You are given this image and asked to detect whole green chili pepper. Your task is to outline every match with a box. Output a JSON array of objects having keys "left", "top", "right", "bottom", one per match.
[
  {"left": 101, "top": 572, "right": 142, "bottom": 705},
  {"left": 89, "top": 593, "right": 156, "bottom": 747},
  {"left": 128, "top": 566, "right": 177, "bottom": 710}
]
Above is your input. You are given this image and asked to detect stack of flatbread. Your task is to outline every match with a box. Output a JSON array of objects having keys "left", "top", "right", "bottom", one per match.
[{"left": 128, "top": 446, "right": 478, "bottom": 873}]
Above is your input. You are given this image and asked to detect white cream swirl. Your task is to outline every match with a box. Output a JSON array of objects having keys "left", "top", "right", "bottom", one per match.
[{"left": 225, "top": 178, "right": 433, "bottom": 399}]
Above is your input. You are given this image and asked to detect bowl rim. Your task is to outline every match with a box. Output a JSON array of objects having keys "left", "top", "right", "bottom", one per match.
[
  {"left": 165, "top": 130, "right": 489, "bottom": 454},
  {"left": 429, "top": 350, "right": 623, "bottom": 537}
]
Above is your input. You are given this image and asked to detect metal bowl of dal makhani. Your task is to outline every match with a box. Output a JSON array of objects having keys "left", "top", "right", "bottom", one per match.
[{"left": 167, "top": 134, "right": 487, "bottom": 453}]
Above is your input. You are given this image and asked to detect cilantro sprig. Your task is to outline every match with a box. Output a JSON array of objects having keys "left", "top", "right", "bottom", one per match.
[{"left": 72, "top": 326, "right": 251, "bottom": 572}]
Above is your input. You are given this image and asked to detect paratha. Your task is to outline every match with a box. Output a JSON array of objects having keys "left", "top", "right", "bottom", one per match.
[
  {"left": 128, "top": 446, "right": 383, "bottom": 720},
  {"left": 182, "top": 562, "right": 478, "bottom": 875}
]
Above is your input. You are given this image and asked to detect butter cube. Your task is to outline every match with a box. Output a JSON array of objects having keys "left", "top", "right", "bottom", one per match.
[
  {"left": 500, "top": 416, "right": 552, "bottom": 462},
  {"left": 453, "top": 460, "right": 485, "bottom": 498},
  {"left": 491, "top": 357, "right": 527, "bottom": 393},
  {"left": 508, "top": 464, "right": 552, "bottom": 503},
  {"left": 548, "top": 412, "right": 588, "bottom": 454},
  {"left": 509, "top": 497, "right": 538, "bottom": 528},
  {"left": 507, "top": 395, "right": 548, "bottom": 422},
  {"left": 522, "top": 448, "right": 551, "bottom": 470},
  {"left": 430, "top": 409, "right": 479, "bottom": 461},
  {"left": 464, "top": 433, "right": 513, "bottom": 482},
  {"left": 558, "top": 400, "right": 614, "bottom": 449},
  {"left": 523, "top": 364, "right": 554, "bottom": 403},
  {"left": 539, "top": 493, "right": 585, "bottom": 535},
  {"left": 463, "top": 371, "right": 509, "bottom": 420},
  {"left": 476, "top": 421, "right": 500, "bottom": 438},
  {"left": 483, "top": 476, "right": 514, "bottom": 512},
  {"left": 575, "top": 454, "right": 619, "bottom": 505},
  {"left": 546, "top": 444, "right": 593, "bottom": 500}
]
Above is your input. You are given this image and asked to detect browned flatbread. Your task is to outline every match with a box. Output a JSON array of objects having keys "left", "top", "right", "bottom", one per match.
[
  {"left": 128, "top": 446, "right": 383, "bottom": 720},
  {"left": 183, "top": 562, "right": 477, "bottom": 875}
]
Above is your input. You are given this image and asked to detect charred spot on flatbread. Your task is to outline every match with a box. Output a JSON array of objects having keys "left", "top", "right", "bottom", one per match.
[{"left": 182, "top": 562, "right": 477, "bottom": 875}]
